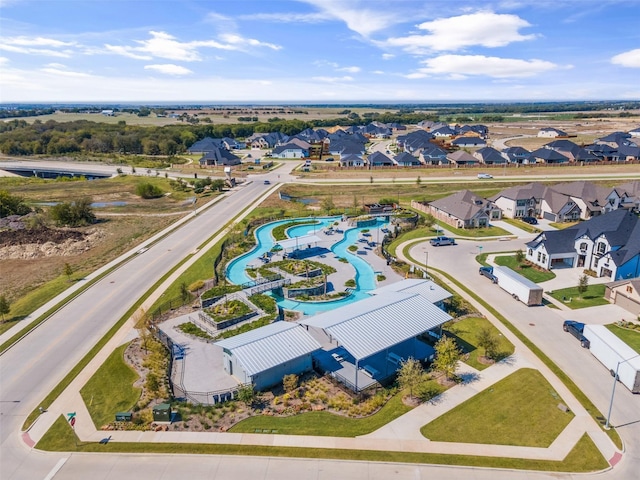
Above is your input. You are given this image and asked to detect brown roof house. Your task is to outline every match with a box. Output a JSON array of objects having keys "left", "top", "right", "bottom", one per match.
[
  {"left": 605, "top": 279, "right": 640, "bottom": 315},
  {"left": 412, "top": 190, "right": 501, "bottom": 229}
]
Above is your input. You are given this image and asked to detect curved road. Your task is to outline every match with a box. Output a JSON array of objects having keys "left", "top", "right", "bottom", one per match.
[{"left": 1, "top": 166, "right": 639, "bottom": 479}]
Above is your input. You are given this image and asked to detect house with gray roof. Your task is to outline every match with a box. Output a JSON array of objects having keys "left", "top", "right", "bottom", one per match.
[
  {"left": 198, "top": 147, "right": 241, "bottom": 166},
  {"left": 605, "top": 279, "right": 640, "bottom": 315},
  {"left": 216, "top": 322, "right": 321, "bottom": 391},
  {"left": 367, "top": 151, "right": 394, "bottom": 167},
  {"left": 489, "top": 182, "right": 548, "bottom": 219},
  {"left": 539, "top": 188, "right": 581, "bottom": 223},
  {"left": 447, "top": 150, "right": 478, "bottom": 166},
  {"left": 271, "top": 142, "right": 309, "bottom": 158},
  {"left": 188, "top": 137, "right": 225, "bottom": 153},
  {"left": 473, "top": 146, "right": 507, "bottom": 164},
  {"left": 451, "top": 136, "right": 486, "bottom": 148},
  {"left": 415, "top": 190, "right": 501, "bottom": 229},
  {"left": 394, "top": 152, "right": 422, "bottom": 167},
  {"left": 552, "top": 181, "right": 628, "bottom": 219},
  {"left": 419, "top": 144, "right": 448, "bottom": 165},
  {"left": 629, "top": 126, "right": 640, "bottom": 138},
  {"left": 501, "top": 146, "right": 531, "bottom": 164},
  {"left": 529, "top": 147, "right": 570, "bottom": 164},
  {"left": 538, "top": 127, "right": 567, "bottom": 138},
  {"left": 525, "top": 209, "right": 640, "bottom": 280}
]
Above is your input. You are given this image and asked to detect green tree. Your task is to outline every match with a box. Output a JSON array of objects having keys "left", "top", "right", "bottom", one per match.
[
  {"left": 321, "top": 196, "right": 335, "bottom": 214},
  {"left": 63, "top": 263, "right": 73, "bottom": 282},
  {"left": 146, "top": 372, "right": 160, "bottom": 394},
  {"left": 432, "top": 336, "right": 462, "bottom": 380},
  {"left": 210, "top": 179, "right": 225, "bottom": 192},
  {"left": 237, "top": 385, "right": 256, "bottom": 406},
  {"left": 397, "top": 357, "right": 425, "bottom": 400},
  {"left": 476, "top": 327, "right": 500, "bottom": 361},
  {"left": 577, "top": 274, "right": 589, "bottom": 297},
  {"left": 0, "top": 295, "right": 10, "bottom": 322},
  {"left": 49, "top": 198, "right": 95, "bottom": 226},
  {"left": 0, "top": 190, "right": 32, "bottom": 217},
  {"left": 134, "top": 308, "right": 151, "bottom": 354},
  {"left": 515, "top": 249, "right": 525, "bottom": 263}
]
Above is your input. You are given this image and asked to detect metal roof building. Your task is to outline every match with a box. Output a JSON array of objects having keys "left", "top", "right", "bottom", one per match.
[
  {"left": 299, "top": 291, "right": 451, "bottom": 361},
  {"left": 275, "top": 234, "right": 323, "bottom": 251},
  {"left": 369, "top": 278, "right": 452, "bottom": 306},
  {"left": 216, "top": 321, "right": 321, "bottom": 390}
]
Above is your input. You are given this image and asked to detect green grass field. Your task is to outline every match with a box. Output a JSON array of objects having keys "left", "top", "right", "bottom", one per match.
[
  {"left": 547, "top": 284, "right": 608, "bottom": 309},
  {"left": 444, "top": 316, "right": 515, "bottom": 370},
  {"left": 606, "top": 324, "right": 640, "bottom": 354},
  {"left": 421, "top": 368, "right": 574, "bottom": 447},
  {"left": 494, "top": 255, "right": 556, "bottom": 283},
  {"left": 80, "top": 343, "right": 141, "bottom": 428}
]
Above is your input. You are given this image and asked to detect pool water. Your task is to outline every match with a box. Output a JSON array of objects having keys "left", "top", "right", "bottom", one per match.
[{"left": 225, "top": 217, "right": 386, "bottom": 316}]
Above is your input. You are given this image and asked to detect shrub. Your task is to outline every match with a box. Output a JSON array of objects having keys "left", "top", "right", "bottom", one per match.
[
  {"left": 136, "top": 182, "right": 164, "bottom": 199},
  {"left": 345, "top": 279, "right": 356, "bottom": 287},
  {"left": 49, "top": 197, "right": 95, "bottom": 226},
  {"left": 188, "top": 280, "right": 205, "bottom": 292},
  {"left": 283, "top": 374, "right": 298, "bottom": 392}
]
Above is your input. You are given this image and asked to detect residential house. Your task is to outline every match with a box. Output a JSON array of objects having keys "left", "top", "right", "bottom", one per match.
[
  {"left": 367, "top": 152, "right": 394, "bottom": 167},
  {"left": 525, "top": 209, "right": 640, "bottom": 280},
  {"left": 397, "top": 130, "right": 434, "bottom": 155},
  {"left": 271, "top": 142, "right": 309, "bottom": 159},
  {"left": 552, "top": 181, "right": 626, "bottom": 219},
  {"left": 340, "top": 154, "right": 365, "bottom": 167},
  {"left": 529, "top": 147, "right": 570, "bottom": 164},
  {"left": 617, "top": 143, "right": 640, "bottom": 161},
  {"left": 489, "top": 182, "right": 548, "bottom": 219},
  {"left": 393, "top": 152, "right": 422, "bottom": 167},
  {"left": 446, "top": 150, "right": 478, "bottom": 166},
  {"left": 419, "top": 144, "right": 448, "bottom": 165},
  {"left": 198, "top": 147, "right": 241, "bottom": 166},
  {"left": 595, "top": 131, "right": 632, "bottom": 149},
  {"left": 537, "top": 127, "right": 567, "bottom": 138},
  {"left": 248, "top": 132, "right": 289, "bottom": 149},
  {"left": 539, "top": 188, "right": 582, "bottom": 222},
  {"left": 188, "top": 137, "right": 225, "bottom": 153},
  {"left": 619, "top": 181, "right": 640, "bottom": 211},
  {"left": 473, "top": 146, "right": 507, "bottom": 164},
  {"left": 628, "top": 126, "right": 640, "bottom": 138},
  {"left": 605, "top": 279, "right": 640, "bottom": 315},
  {"left": 451, "top": 137, "right": 487, "bottom": 148},
  {"left": 222, "top": 137, "right": 245, "bottom": 150},
  {"left": 431, "top": 125, "right": 457, "bottom": 138},
  {"left": 459, "top": 124, "right": 489, "bottom": 139},
  {"left": 501, "top": 146, "right": 531, "bottom": 164},
  {"left": 414, "top": 190, "right": 501, "bottom": 229}
]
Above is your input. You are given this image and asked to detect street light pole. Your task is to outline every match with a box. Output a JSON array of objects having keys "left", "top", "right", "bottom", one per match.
[{"left": 605, "top": 353, "right": 640, "bottom": 429}]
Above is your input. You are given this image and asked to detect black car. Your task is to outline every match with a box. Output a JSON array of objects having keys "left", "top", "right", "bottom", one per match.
[
  {"left": 522, "top": 216, "right": 538, "bottom": 225},
  {"left": 563, "top": 320, "right": 590, "bottom": 348}
]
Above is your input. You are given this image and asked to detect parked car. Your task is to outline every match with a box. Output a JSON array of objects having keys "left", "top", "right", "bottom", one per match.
[
  {"left": 263, "top": 180, "right": 271, "bottom": 185},
  {"left": 477, "top": 173, "right": 493, "bottom": 179},
  {"left": 522, "top": 216, "right": 538, "bottom": 225},
  {"left": 479, "top": 266, "right": 498, "bottom": 283},
  {"left": 430, "top": 236, "right": 456, "bottom": 246},
  {"left": 563, "top": 320, "right": 590, "bottom": 348}
]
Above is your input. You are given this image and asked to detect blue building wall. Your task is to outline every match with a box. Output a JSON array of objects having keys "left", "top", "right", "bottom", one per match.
[{"left": 616, "top": 255, "right": 640, "bottom": 280}]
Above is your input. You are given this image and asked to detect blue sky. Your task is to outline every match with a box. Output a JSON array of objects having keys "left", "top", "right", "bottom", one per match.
[{"left": 1, "top": 0, "right": 639, "bottom": 103}]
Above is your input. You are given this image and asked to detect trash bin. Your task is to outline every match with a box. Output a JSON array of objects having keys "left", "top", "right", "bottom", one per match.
[{"left": 115, "top": 412, "right": 132, "bottom": 422}]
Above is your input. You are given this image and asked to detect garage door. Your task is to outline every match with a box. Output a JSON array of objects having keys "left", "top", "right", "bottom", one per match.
[
  {"left": 615, "top": 294, "right": 640, "bottom": 315},
  {"left": 543, "top": 211, "right": 557, "bottom": 221}
]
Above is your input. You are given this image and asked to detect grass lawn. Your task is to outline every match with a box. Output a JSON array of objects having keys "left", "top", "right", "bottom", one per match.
[
  {"left": 36, "top": 415, "right": 608, "bottom": 473},
  {"left": 549, "top": 221, "right": 580, "bottom": 230},
  {"left": 494, "top": 255, "right": 556, "bottom": 283},
  {"left": 605, "top": 324, "right": 640, "bottom": 354},
  {"left": 229, "top": 391, "right": 412, "bottom": 436},
  {"left": 433, "top": 220, "right": 512, "bottom": 238},
  {"left": 501, "top": 218, "right": 542, "bottom": 234},
  {"left": 547, "top": 284, "right": 608, "bottom": 309},
  {"left": 444, "top": 317, "right": 515, "bottom": 371},
  {"left": 421, "top": 368, "right": 574, "bottom": 447},
  {"left": 80, "top": 343, "right": 141, "bottom": 428}
]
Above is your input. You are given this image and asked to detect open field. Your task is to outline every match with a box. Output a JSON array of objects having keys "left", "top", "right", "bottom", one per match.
[{"left": 420, "top": 368, "right": 574, "bottom": 447}]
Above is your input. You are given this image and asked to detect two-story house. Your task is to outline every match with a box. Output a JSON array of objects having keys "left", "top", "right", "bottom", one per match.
[{"left": 489, "top": 183, "right": 547, "bottom": 219}]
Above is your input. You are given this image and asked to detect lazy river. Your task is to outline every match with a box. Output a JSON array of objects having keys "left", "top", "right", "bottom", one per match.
[{"left": 225, "top": 217, "right": 386, "bottom": 316}]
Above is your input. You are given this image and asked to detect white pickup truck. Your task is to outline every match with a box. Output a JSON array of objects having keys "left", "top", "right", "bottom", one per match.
[{"left": 430, "top": 236, "right": 456, "bottom": 246}]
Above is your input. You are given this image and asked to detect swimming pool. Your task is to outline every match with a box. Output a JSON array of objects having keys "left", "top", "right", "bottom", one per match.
[{"left": 225, "top": 217, "right": 386, "bottom": 315}]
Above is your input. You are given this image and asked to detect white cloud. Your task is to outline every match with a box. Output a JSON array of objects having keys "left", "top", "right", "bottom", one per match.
[
  {"left": 382, "top": 53, "right": 395, "bottom": 60},
  {"left": 104, "top": 31, "right": 280, "bottom": 62},
  {"left": 372, "top": 70, "right": 385, "bottom": 75},
  {"left": 412, "top": 55, "right": 557, "bottom": 78},
  {"left": 312, "top": 75, "right": 354, "bottom": 82},
  {"left": 301, "top": 0, "right": 400, "bottom": 37},
  {"left": 0, "top": 36, "right": 76, "bottom": 57},
  {"left": 239, "top": 12, "right": 327, "bottom": 23},
  {"left": 337, "top": 65, "right": 361, "bottom": 73},
  {"left": 40, "top": 64, "right": 91, "bottom": 78},
  {"left": 611, "top": 49, "right": 640, "bottom": 68},
  {"left": 0, "top": 56, "right": 8, "bottom": 65},
  {"left": 385, "top": 12, "right": 536, "bottom": 53},
  {"left": 144, "top": 64, "right": 193, "bottom": 76}
]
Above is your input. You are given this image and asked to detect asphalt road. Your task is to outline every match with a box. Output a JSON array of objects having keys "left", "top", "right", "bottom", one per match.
[{"left": 1, "top": 166, "right": 639, "bottom": 479}]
